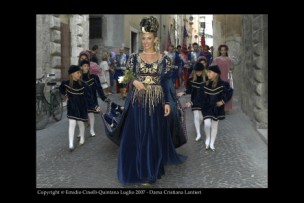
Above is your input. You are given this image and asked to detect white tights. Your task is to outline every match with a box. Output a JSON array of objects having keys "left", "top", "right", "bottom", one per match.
[
  {"left": 88, "top": 113, "right": 95, "bottom": 134},
  {"left": 193, "top": 110, "right": 203, "bottom": 141},
  {"left": 204, "top": 118, "right": 219, "bottom": 149},
  {"left": 68, "top": 119, "right": 85, "bottom": 148}
]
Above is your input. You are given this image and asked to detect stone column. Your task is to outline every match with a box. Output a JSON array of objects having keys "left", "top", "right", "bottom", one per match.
[{"left": 70, "top": 15, "right": 89, "bottom": 65}]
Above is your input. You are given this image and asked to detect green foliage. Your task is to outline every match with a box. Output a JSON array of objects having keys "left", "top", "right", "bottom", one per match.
[{"left": 118, "top": 70, "right": 135, "bottom": 84}]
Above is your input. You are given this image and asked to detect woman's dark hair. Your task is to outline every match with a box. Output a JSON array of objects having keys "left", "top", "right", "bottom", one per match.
[
  {"left": 218, "top": 44, "right": 229, "bottom": 57},
  {"left": 192, "top": 42, "right": 198, "bottom": 47}
]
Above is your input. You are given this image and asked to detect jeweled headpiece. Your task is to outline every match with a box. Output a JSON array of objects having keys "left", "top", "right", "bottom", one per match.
[{"left": 140, "top": 16, "right": 159, "bottom": 33}]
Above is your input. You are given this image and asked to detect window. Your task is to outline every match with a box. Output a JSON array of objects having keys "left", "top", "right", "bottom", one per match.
[{"left": 89, "top": 17, "right": 102, "bottom": 39}]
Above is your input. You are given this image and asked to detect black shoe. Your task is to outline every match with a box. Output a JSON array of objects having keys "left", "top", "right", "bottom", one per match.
[{"left": 69, "top": 147, "right": 74, "bottom": 152}]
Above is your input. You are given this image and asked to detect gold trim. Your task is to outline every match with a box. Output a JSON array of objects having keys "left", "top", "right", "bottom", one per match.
[
  {"left": 66, "top": 90, "right": 84, "bottom": 95},
  {"left": 191, "top": 81, "right": 206, "bottom": 85},
  {"left": 64, "top": 84, "right": 84, "bottom": 91},
  {"left": 67, "top": 115, "right": 87, "bottom": 121},
  {"left": 204, "top": 115, "right": 225, "bottom": 120},
  {"left": 204, "top": 86, "right": 223, "bottom": 91},
  {"left": 204, "top": 90, "right": 223, "bottom": 95},
  {"left": 192, "top": 85, "right": 201, "bottom": 88},
  {"left": 131, "top": 85, "right": 164, "bottom": 115}
]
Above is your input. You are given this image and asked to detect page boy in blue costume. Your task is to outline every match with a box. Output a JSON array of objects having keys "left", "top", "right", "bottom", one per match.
[
  {"left": 79, "top": 60, "right": 109, "bottom": 137},
  {"left": 177, "top": 62, "right": 208, "bottom": 141},
  {"left": 59, "top": 65, "right": 100, "bottom": 151},
  {"left": 200, "top": 65, "right": 233, "bottom": 151}
]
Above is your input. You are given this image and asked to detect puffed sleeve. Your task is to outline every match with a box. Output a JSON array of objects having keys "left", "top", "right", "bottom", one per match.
[
  {"left": 59, "top": 80, "right": 67, "bottom": 96},
  {"left": 93, "top": 74, "right": 107, "bottom": 101},
  {"left": 222, "top": 81, "right": 233, "bottom": 103},
  {"left": 126, "top": 53, "right": 135, "bottom": 72},
  {"left": 84, "top": 82, "right": 98, "bottom": 111},
  {"left": 161, "top": 55, "right": 172, "bottom": 104}
]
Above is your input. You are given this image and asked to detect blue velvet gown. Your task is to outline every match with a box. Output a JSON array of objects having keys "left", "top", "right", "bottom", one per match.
[{"left": 117, "top": 53, "right": 186, "bottom": 184}]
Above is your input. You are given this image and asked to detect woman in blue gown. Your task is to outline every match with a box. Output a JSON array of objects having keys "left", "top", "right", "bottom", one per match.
[{"left": 117, "top": 16, "right": 186, "bottom": 185}]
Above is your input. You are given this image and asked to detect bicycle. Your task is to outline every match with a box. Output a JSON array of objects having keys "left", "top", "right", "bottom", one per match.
[{"left": 36, "top": 73, "right": 63, "bottom": 130}]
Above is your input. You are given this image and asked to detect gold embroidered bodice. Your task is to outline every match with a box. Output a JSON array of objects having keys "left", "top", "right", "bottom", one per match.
[{"left": 126, "top": 53, "right": 171, "bottom": 115}]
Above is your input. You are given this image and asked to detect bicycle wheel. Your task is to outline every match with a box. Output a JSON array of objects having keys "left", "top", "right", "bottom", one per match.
[
  {"left": 36, "top": 97, "right": 49, "bottom": 130},
  {"left": 52, "top": 90, "right": 63, "bottom": 121}
]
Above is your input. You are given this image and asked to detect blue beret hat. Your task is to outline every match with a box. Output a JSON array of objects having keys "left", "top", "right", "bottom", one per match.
[
  {"left": 68, "top": 65, "right": 80, "bottom": 74},
  {"left": 208, "top": 65, "right": 221, "bottom": 75}
]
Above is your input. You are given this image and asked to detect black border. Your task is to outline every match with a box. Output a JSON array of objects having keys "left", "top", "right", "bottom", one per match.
[{"left": 17, "top": 1, "right": 276, "bottom": 200}]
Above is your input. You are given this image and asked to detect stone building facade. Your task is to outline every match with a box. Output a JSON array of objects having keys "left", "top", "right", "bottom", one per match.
[
  {"left": 36, "top": 14, "right": 89, "bottom": 81},
  {"left": 88, "top": 15, "right": 179, "bottom": 58},
  {"left": 37, "top": 15, "right": 184, "bottom": 80},
  {"left": 242, "top": 15, "right": 268, "bottom": 129},
  {"left": 213, "top": 15, "right": 268, "bottom": 129}
]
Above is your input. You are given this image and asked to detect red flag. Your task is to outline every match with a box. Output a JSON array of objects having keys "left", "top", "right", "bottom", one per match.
[
  {"left": 182, "top": 24, "right": 188, "bottom": 53},
  {"left": 201, "top": 30, "right": 205, "bottom": 48}
]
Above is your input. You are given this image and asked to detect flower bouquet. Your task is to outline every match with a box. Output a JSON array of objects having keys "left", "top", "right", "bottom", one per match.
[{"left": 118, "top": 69, "right": 135, "bottom": 84}]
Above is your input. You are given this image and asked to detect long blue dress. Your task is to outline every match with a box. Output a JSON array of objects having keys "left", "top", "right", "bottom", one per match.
[{"left": 117, "top": 53, "right": 186, "bottom": 184}]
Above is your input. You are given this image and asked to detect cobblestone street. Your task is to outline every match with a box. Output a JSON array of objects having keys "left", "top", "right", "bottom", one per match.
[{"left": 36, "top": 88, "right": 267, "bottom": 188}]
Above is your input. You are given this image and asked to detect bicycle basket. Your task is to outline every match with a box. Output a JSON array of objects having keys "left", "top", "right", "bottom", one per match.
[{"left": 36, "top": 83, "right": 45, "bottom": 96}]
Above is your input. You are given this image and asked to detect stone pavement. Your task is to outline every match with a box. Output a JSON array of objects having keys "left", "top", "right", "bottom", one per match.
[{"left": 36, "top": 87, "right": 267, "bottom": 188}]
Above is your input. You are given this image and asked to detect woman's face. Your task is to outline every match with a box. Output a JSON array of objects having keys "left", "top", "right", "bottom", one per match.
[
  {"left": 80, "top": 55, "right": 88, "bottom": 61},
  {"left": 81, "top": 64, "right": 90, "bottom": 73},
  {"left": 142, "top": 32, "right": 157, "bottom": 51},
  {"left": 207, "top": 70, "right": 217, "bottom": 80},
  {"left": 220, "top": 47, "right": 227, "bottom": 56},
  {"left": 200, "top": 60, "right": 207, "bottom": 67},
  {"left": 72, "top": 71, "right": 81, "bottom": 81}
]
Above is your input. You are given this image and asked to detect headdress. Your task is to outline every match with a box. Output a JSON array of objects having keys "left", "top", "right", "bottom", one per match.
[
  {"left": 79, "top": 50, "right": 91, "bottom": 60},
  {"left": 140, "top": 16, "right": 159, "bottom": 33},
  {"left": 198, "top": 56, "right": 207, "bottom": 63}
]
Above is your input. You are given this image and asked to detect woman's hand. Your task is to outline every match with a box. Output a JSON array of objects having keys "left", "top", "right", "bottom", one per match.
[
  {"left": 133, "top": 80, "right": 146, "bottom": 91},
  {"left": 216, "top": 101, "right": 224, "bottom": 107},
  {"left": 109, "top": 68, "right": 115, "bottom": 73},
  {"left": 164, "top": 104, "right": 170, "bottom": 116},
  {"left": 62, "top": 95, "right": 68, "bottom": 102},
  {"left": 95, "top": 106, "right": 101, "bottom": 112},
  {"left": 185, "top": 102, "right": 192, "bottom": 108}
]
